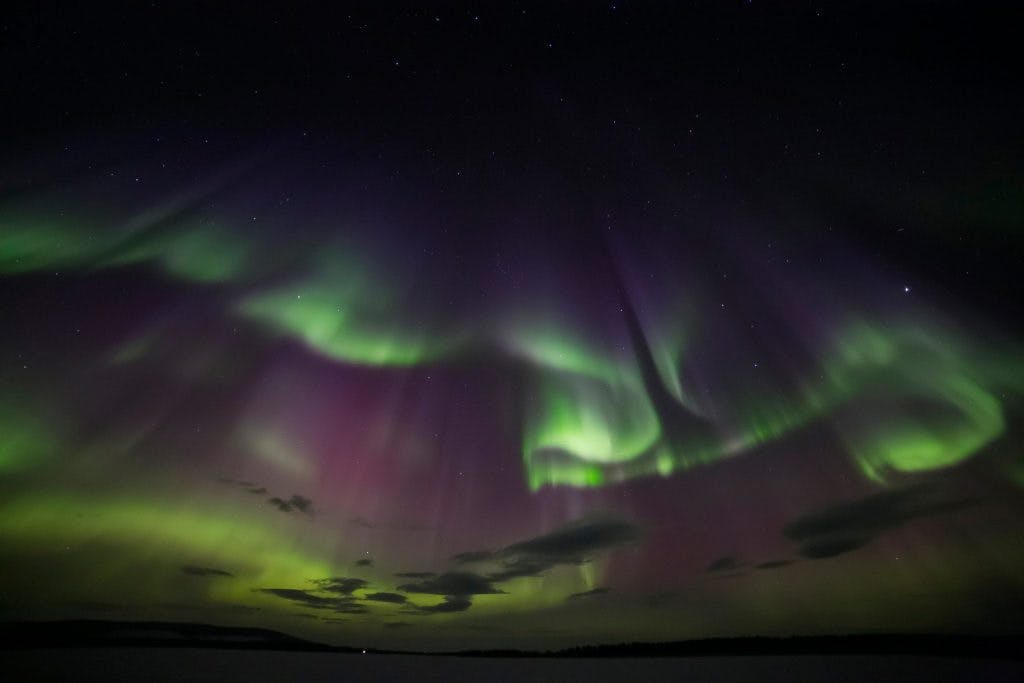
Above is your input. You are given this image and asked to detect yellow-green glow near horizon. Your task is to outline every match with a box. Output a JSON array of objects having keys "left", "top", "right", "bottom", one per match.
[
  {"left": 0, "top": 491, "right": 336, "bottom": 605},
  {"left": 0, "top": 490, "right": 604, "bottom": 619}
]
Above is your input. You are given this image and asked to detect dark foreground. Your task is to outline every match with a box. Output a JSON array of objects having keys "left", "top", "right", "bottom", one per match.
[{"left": 6, "top": 648, "right": 1023, "bottom": 682}]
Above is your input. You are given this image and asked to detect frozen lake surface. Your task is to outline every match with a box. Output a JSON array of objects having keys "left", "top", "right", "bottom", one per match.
[{"left": 5, "top": 648, "right": 1022, "bottom": 682}]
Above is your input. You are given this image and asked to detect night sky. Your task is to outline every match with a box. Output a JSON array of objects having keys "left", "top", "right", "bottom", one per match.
[{"left": 2, "top": 2, "right": 1023, "bottom": 651}]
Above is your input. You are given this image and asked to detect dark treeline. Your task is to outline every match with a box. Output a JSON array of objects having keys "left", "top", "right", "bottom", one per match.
[
  {"left": 453, "top": 634, "right": 1024, "bottom": 659},
  {"left": 3, "top": 621, "right": 1022, "bottom": 660}
]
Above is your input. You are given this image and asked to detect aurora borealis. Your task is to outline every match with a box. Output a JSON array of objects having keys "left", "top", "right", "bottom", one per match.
[{"left": 2, "top": 2, "right": 1024, "bottom": 652}]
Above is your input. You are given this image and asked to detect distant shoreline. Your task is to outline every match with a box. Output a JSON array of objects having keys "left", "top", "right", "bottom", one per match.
[{"left": 2, "top": 620, "right": 1022, "bottom": 660}]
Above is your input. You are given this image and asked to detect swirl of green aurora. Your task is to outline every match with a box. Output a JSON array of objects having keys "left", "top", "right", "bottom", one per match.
[
  {"left": 0, "top": 137, "right": 1022, "bottom": 651},
  {"left": 516, "top": 313, "right": 1021, "bottom": 490},
  {"left": 7, "top": 3, "right": 1024, "bottom": 654},
  {"left": 2, "top": 179, "right": 1022, "bottom": 492}
]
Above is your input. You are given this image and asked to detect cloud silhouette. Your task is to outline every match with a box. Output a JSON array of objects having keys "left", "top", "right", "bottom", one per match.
[
  {"left": 412, "top": 595, "right": 474, "bottom": 613},
  {"left": 314, "top": 577, "right": 369, "bottom": 595},
  {"left": 267, "top": 494, "right": 315, "bottom": 515},
  {"left": 257, "top": 588, "right": 368, "bottom": 613},
  {"left": 458, "top": 517, "right": 641, "bottom": 582},
  {"left": 181, "top": 565, "right": 233, "bottom": 577},
  {"left": 706, "top": 556, "right": 741, "bottom": 573},
  {"left": 363, "top": 592, "right": 407, "bottom": 604},
  {"left": 783, "top": 484, "right": 977, "bottom": 559},
  {"left": 356, "top": 558, "right": 374, "bottom": 567},
  {"left": 397, "top": 572, "right": 504, "bottom": 596},
  {"left": 755, "top": 560, "right": 793, "bottom": 570},
  {"left": 268, "top": 497, "right": 293, "bottom": 512},
  {"left": 503, "top": 517, "right": 639, "bottom": 559},
  {"left": 568, "top": 587, "right": 610, "bottom": 600},
  {"left": 395, "top": 571, "right": 504, "bottom": 616},
  {"left": 486, "top": 556, "right": 554, "bottom": 582},
  {"left": 395, "top": 517, "right": 639, "bottom": 616},
  {"left": 333, "top": 602, "right": 371, "bottom": 614}
]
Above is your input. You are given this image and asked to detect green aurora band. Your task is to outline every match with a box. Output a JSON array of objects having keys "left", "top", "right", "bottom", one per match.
[
  {"left": 3, "top": 205, "right": 1021, "bottom": 491},
  {"left": 237, "top": 257, "right": 458, "bottom": 368},
  {"left": 519, "top": 319, "right": 1021, "bottom": 490}
]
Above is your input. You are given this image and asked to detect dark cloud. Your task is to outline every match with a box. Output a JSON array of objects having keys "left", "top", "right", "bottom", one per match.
[
  {"left": 503, "top": 518, "right": 639, "bottom": 560},
  {"left": 321, "top": 617, "right": 348, "bottom": 624},
  {"left": 486, "top": 556, "right": 556, "bottom": 582},
  {"left": 267, "top": 494, "right": 314, "bottom": 515},
  {"left": 257, "top": 588, "right": 368, "bottom": 614},
  {"left": 453, "top": 550, "right": 494, "bottom": 564},
  {"left": 800, "top": 537, "right": 871, "bottom": 559},
  {"left": 568, "top": 587, "right": 610, "bottom": 600},
  {"left": 755, "top": 560, "right": 793, "bottom": 570},
  {"left": 181, "top": 565, "right": 233, "bottom": 577},
  {"left": 221, "top": 480, "right": 315, "bottom": 518},
  {"left": 268, "top": 497, "right": 293, "bottom": 513},
  {"left": 363, "top": 592, "right": 407, "bottom": 604},
  {"left": 258, "top": 588, "right": 336, "bottom": 608},
  {"left": 314, "top": 577, "right": 368, "bottom": 595},
  {"left": 334, "top": 602, "right": 371, "bottom": 614},
  {"left": 413, "top": 595, "right": 474, "bottom": 614},
  {"left": 397, "top": 572, "right": 504, "bottom": 596},
  {"left": 394, "top": 571, "right": 436, "bottom": 579},
  {"left": 706, "top": 556, "right": 741, "bottom": 573},
  {"left": 393, "top": 517, "right": 639, "bottom": 617},
  {"left": 383, "top": 621, "right": 412, "bottom": 629},
  {"left": 783, "top": 484, "right": 977, "bottom": 559},
  {"left": 460, "top": 517, "right": 641, "bottom": 582},
  {"left": 355, "top": 558, "right": 374, "bottom": 567},
  {"left": 350, "top": 517, "right": 375, "bottom": 529}
]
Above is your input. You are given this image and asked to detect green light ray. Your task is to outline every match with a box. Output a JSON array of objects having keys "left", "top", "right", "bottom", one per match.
[{"left": 100, "top": 222, "right": 253, "bottom": 283}]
